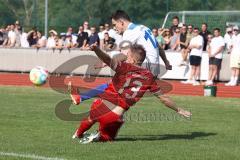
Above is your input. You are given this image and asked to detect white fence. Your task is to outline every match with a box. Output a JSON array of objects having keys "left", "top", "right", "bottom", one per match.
[{"left": 0, "top": 48, "right": 231, "bottom": 81}]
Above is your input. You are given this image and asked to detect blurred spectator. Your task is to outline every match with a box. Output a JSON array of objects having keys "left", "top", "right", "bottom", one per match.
[
  {"left": 182, "top": 27, "right": 203, "bottom": 85},
  {"left": 103, "top": 23, "right": 115, "bottom": 38},
  {"left": 170, "top": 27, "right": 180, "bottom": 51},
  {"left": 205, "top": 28, "right": 225, "bottom": 85},
  {"left": 83, "top": 21, "right": 91, "bottom": 36},
  {"left": 14, "top": 21, "right": 22, "bottom": 31},
  {"left": 77, "top": 26, "right": 88, "bottom": 48},
  {"left": 170, "top": 16, "right": 179, "bottom": 35},
  {"left": 152, "top": 28, "right": 158, "bottom": 37},
  {"left": 65, "top": 34, "right": 75, "bottom": 48},
  {"left": 88, "top": 26, "right": 100, "bottom": 46},
  {"left": 14, "top": 23, "right": 22, "bottom": 47},
  {"left": 20, "top": 32, "right": 29, "bottom": 48},
  {"left": 1, "top": 26, "right": 9, "bottom": 46},
  {"left": 224, "top": 26, "right": 233, "bottom": 53},
  {"left": 35, "top": 31, "right": 47, "bottom": 48},
  {"left": 27, "top": 30, "right": 38, "bottom": 47},
  {"left": 206, "top": 34, "right": 213, "bottom": 52},
  {"left": 0, "top": 27, "right": 5, "bottom": 45},
  {"left": 7, "top": 24, "right": 16, "bottom": 47},
  {"left": 66, "top": 26, "right": 77, "bottom": 46},
  {"left": 98, "top": 25, "right": 105, "bottom": 39},
  {"left": 46, "top": 29, "right": 57, "bottom": 49},
  {"left": 199, "top": 23, "right": 211, "bottom": 51},
  {"left": 56, "top": 33, "right": 66, "bottom": 49},
  {"left": 66, "top": 26, "right": 73, "bottom": 35},
  {"left": 179, "top": 24, "right": 189, "bottom": 66},
  {"left": 162, "top": 28, "right": 171, "bottom": 50},
  {"left": 98, "top": 25, "right": 105, "bottom": 49},
  {"left": 187, "top": 24, "right": 194, "bottom": 41},
  {"left": 156, "top": 28, "right": 165, "bottom": 49},
  {"left": 103, "top": 32, "right": 115, "bottom": 51},
  {"left": 225, "top": 26, "right": 240, "bottom": 86}
]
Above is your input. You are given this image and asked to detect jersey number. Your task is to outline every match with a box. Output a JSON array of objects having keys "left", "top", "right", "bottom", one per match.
[
  {"left": 118, "top": 79, "right": 143, "bottom": 99},
  {"left": 144, "top": 29, "right": 158, "bottom": 48}
]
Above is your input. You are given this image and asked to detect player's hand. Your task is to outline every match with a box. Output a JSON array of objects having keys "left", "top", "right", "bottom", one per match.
[
  {"left": 165, "top": 61, "right": 172, "bottom": 70},
  {"left": 89, "top": 44, "right": 98, "bottom": 51},
  {"left": 177, "top": 108, "right": 192, "bottom": 118},
  {"left": 81, "top": 44, "right": 97, "bottom": 51}
]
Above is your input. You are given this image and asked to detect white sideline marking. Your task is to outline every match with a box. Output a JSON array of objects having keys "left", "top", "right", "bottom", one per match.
[{"left": 0, "top": 151, "right": 66, "bottom": 160}]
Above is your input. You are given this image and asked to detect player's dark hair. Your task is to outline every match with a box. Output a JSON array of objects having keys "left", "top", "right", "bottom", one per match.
[
  {"left": 111, "top": 10, "right": 131, "bottom": 21},
  {"left": 130, "top": 44, "right": 146, "bottom": 64}
]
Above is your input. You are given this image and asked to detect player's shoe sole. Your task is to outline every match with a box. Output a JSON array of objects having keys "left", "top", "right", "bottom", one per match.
[
  {"left": 68, "top": 82, "right": 81, "bottom": 105},
  {"left": 79, "top": 131, "right": 100, "bottom": 144}
]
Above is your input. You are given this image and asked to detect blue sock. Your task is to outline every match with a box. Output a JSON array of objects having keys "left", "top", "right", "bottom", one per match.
[{"left": 80, "top": 83, "right": 109, "bottom": 101}]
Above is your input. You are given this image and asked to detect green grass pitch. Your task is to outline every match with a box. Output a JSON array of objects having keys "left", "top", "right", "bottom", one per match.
[{"left": 0, "top": 86, "right": 239, "bottom": 160}]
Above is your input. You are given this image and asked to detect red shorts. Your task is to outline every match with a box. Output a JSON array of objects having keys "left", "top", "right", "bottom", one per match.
[{"left": 90, "top": 99, "right": 124, "bottom": 141}]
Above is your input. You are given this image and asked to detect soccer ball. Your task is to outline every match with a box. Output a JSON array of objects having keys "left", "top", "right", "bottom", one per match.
[{"left": 29, "top": 66, "right": 49, "bottom": 85}]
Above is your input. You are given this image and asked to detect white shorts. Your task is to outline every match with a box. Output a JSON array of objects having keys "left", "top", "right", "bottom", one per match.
[
  {"left": 142, "top": 57, "right": 160, "bottom": 78},
  {"left": 230, "top": 53, "right": 240, "bottom": 68}
]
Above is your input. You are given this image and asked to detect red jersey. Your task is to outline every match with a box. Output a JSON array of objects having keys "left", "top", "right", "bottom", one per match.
[{"left": 99, "top": 62, "right": 161, "bottom": 110}]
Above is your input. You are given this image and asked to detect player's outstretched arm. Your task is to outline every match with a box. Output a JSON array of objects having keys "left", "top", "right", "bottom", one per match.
[
  {"left": 90, "top": 45, "right": 112, "bottom": 67},
  {"left": 90, "top": 45, "right": 118, "bottom": 70},
  {"left": 153, "top": 93, "right": 192, "bottom": 118}
]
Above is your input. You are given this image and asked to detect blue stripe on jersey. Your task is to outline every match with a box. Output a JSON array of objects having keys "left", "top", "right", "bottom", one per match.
[{"left": 128, "top": 23, "right": 138, "bottom": 30}]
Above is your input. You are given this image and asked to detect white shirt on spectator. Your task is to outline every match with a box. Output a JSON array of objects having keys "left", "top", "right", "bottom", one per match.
[
  {"left": 20, "top": 32, "right": 29, "bottom": 48},
  {"left": 98, "top": 31, "right": 105, "bottom": 40},
  {"left": 122, "top": 23, "right": 159, "bottom": 64},
  {"left": 46, "top": 37, "right": 56, "bottom": 48},
  {"left": 84, "top": 29, "right": 91, "bottom": 37},
  {"left": 189, "top": 35, "right": 203, "bottom": 57},
  {"left": 38, "top": 36, "right": 47, "bottom": 46},
  {"left": 8, "top": 30, "right": 16, "bottom": 44},
  {"left": 102, "top": 29, "right": 116, "bottom": 39},
  {"left": 72, "top": 35, "right": 77, "bottom": 45},
  {"left": 210, "top": 36, "right": 225, "bottom": 59},
  {"left": 231, "top": 34, "right": 240, "bottom": 55},
  {"left": 224, "top": 33, "right": 232, "bottom": 50}
]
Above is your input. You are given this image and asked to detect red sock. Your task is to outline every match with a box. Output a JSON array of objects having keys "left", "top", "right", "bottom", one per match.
[{"left": 76, "top": 118, "right": 94, "bottom": 137}]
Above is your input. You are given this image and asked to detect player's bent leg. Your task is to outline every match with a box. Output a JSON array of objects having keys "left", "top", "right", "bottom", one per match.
[
  {"left": 72, "top": 99, "right": 105, "bottom": 139},
  {"left": 80, "top": 83, "right": 109, "bottom": 102},
  {"left": 72, "top": 117, "right": 95, "bottom": 139},
  {"left": 68, "top": 82, "right": 108, "bottom": 105},
  {"left": 98, "top": 111, "right": 124, "bottom": 142},
  {"left": 89, "top": 99, "right": 113, "bottom": 121}
]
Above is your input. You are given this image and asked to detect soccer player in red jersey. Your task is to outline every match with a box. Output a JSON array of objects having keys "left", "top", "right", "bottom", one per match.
[{"left": 70, "top": 44, "right": 191, "bottom": 144}]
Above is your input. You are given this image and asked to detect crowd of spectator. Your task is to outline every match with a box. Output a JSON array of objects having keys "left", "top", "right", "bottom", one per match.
[
  {"left": 0, "top": 17, "right": 239, "bottom": 86},
  {"left": 0, "top": 20, "right": 122, "bottom": 51}
]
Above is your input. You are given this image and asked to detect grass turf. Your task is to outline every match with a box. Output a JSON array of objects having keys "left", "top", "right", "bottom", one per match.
[{"left": 0, "top": 86, "right": 239, "bottom": 160}]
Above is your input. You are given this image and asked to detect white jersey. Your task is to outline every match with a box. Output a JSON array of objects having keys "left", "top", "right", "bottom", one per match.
[{"left": 122, "top": 23, "right": 160, "bottom": 64}]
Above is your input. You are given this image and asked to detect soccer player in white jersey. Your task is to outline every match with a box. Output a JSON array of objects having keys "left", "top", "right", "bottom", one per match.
[
  {"left": 70, "top": 10, "right": 172, "bottom": 105},
  {"left": 112, "top": 10, "right": 171, "bottom": 77}
]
